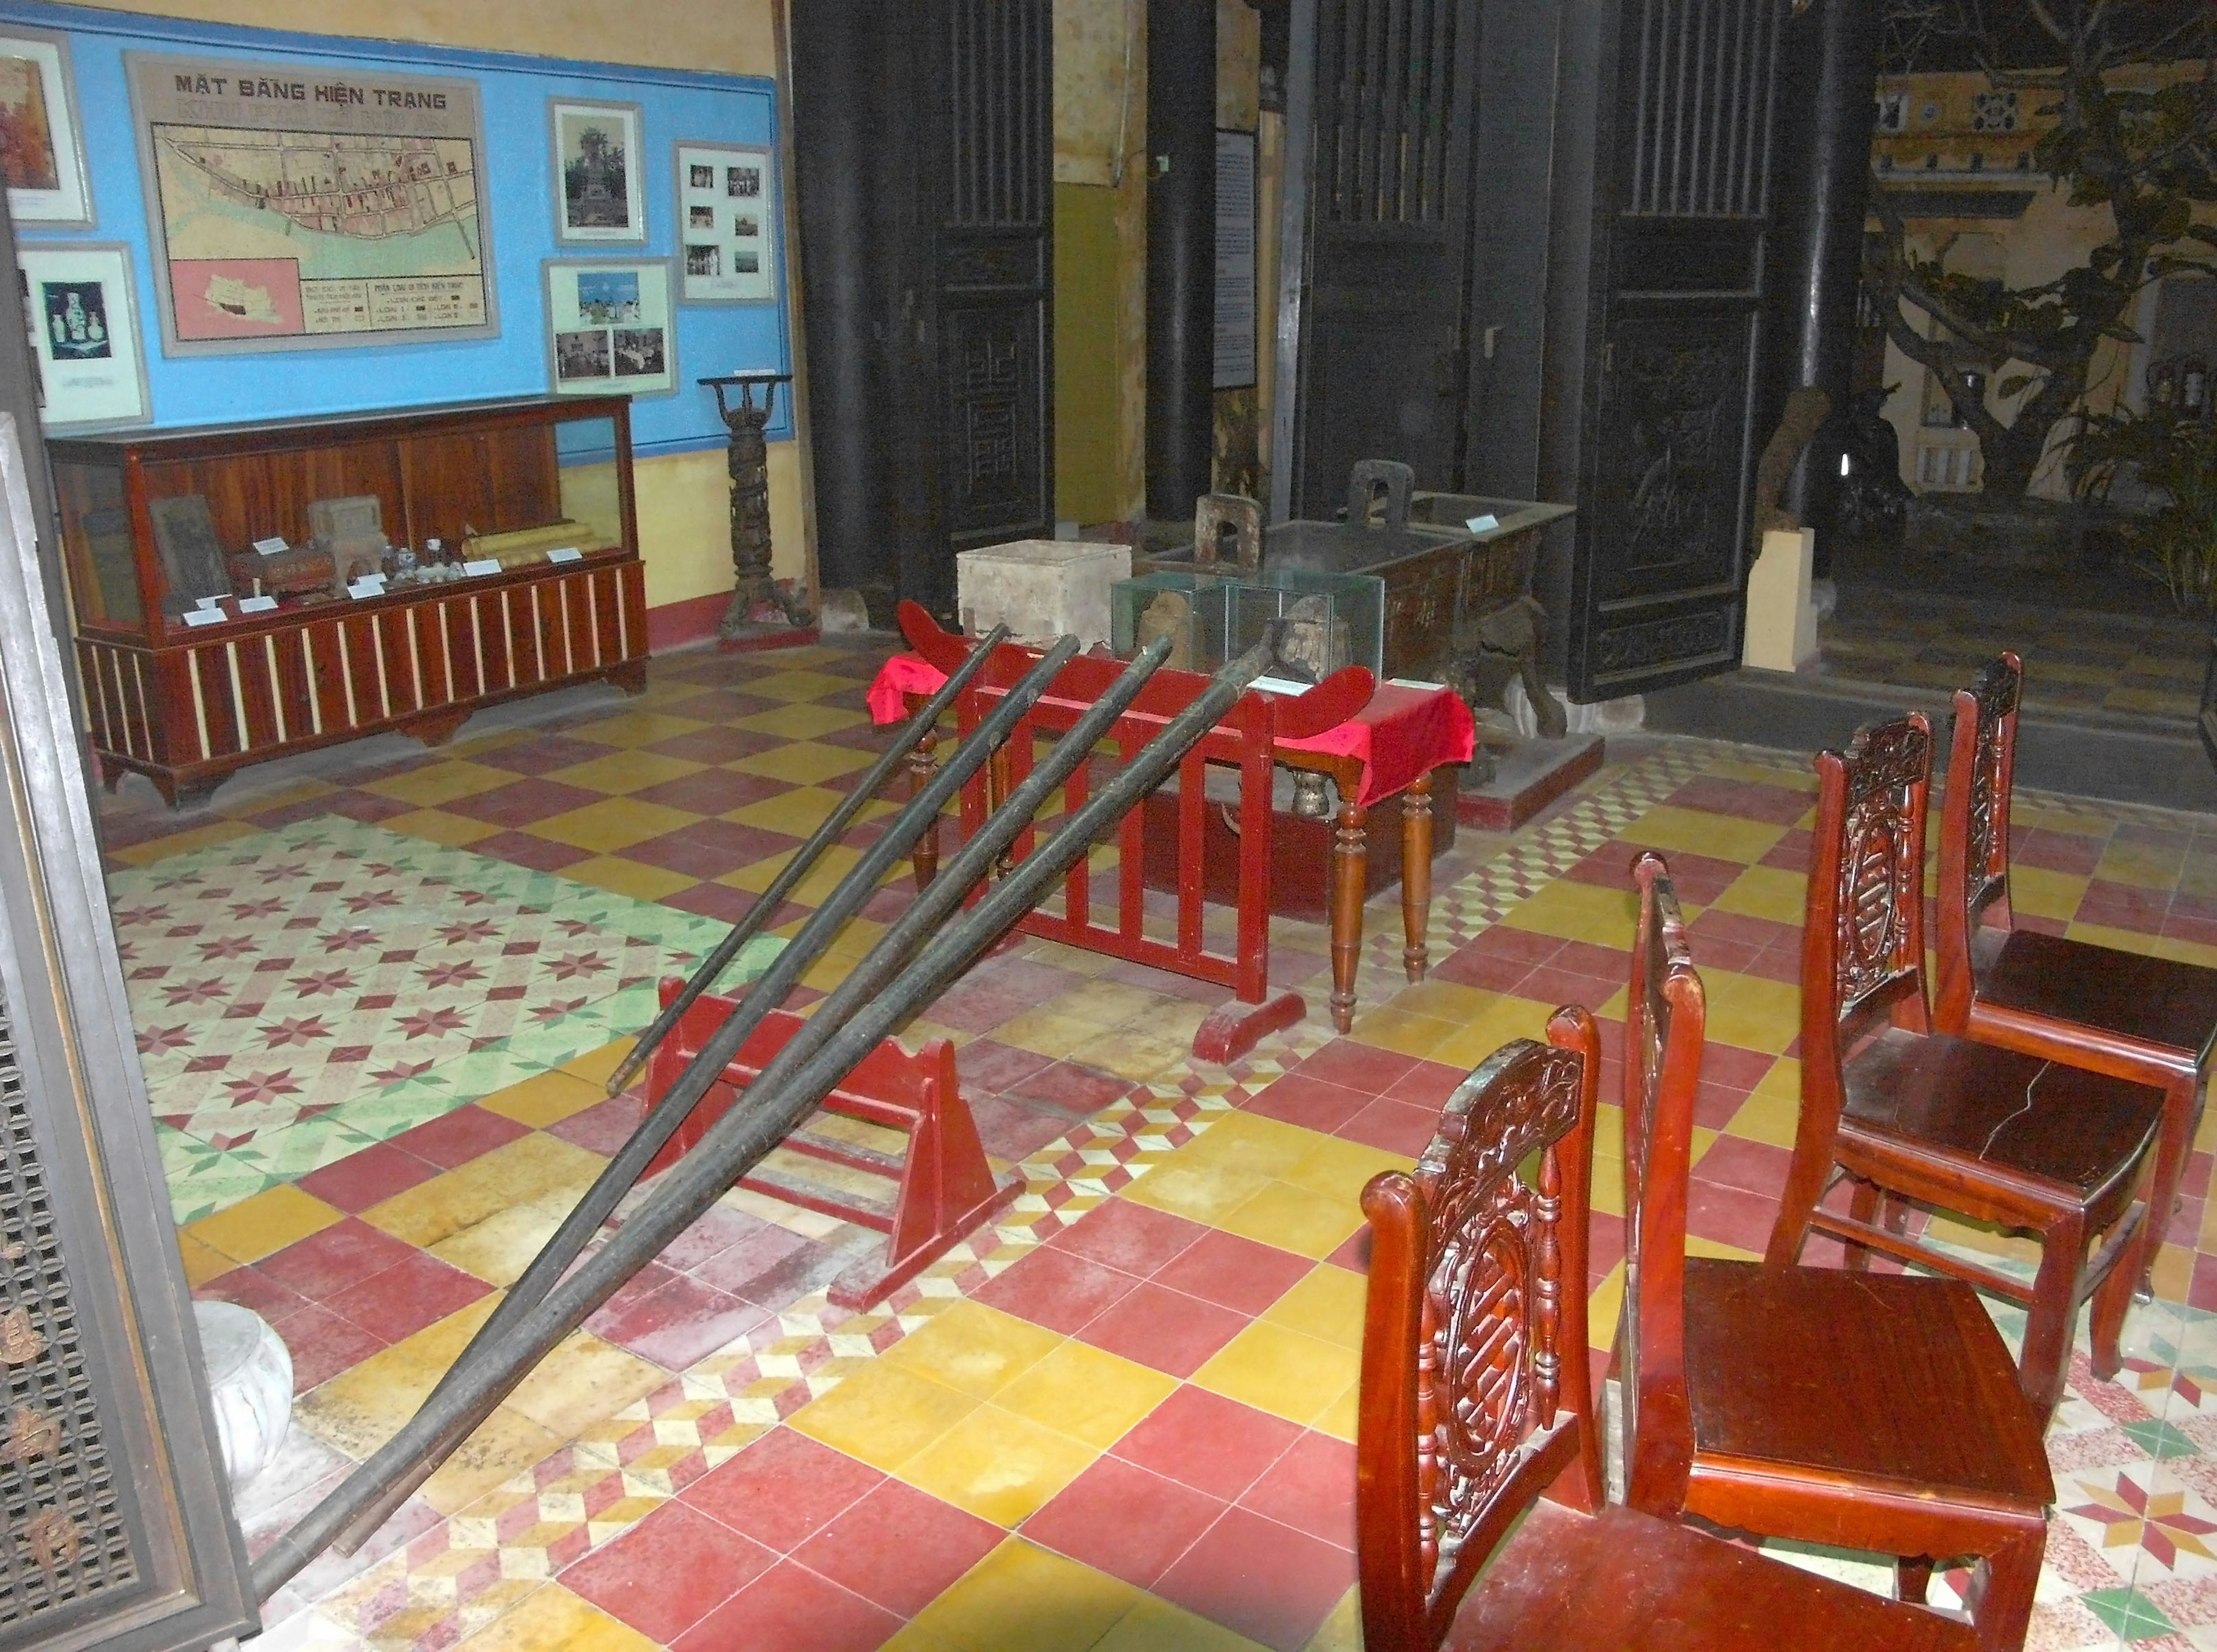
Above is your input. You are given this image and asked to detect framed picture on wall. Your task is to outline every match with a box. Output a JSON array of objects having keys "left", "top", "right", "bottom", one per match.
[
  {"left": 17, "top": 243, "right": 150, "bottom": 430},
  {"left": 549, "top": 97, "right": 645, "bottom": 245},
  {"left": 542, "top": 256, "right": 675, "bottom": 397},
  {"left": 0, "top": 27, "right": 93, "bottom": 226},
  {"left": 673, "top": 139, "right": 775, "bottom": 303}
]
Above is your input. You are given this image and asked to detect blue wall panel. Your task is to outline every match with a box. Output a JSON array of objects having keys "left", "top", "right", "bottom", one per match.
[{"left": 3, "top": 0, "right": 792, "bottom": 451}]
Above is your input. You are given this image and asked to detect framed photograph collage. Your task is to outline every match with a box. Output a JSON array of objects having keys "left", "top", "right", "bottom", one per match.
[{"left": 9, "top": 21, "right": 782, "bottom": 426}]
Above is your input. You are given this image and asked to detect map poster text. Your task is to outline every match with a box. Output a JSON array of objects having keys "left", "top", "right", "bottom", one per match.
[{"left": 126, "top": 51, "right": 498, "bottom": 356}]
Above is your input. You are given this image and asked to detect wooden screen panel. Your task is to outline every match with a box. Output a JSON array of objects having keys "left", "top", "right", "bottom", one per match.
[
  {"left": 1622, "top": 0, "right": 1781, "bottom": 219},
  {"left": 1314, "top": 0, "right": 1470, "bottom": 225},
  {"left": 140, "top": 439, "right": 405, "bottom": 553},
  {"left": 397, "top": 425, "right": 561, "bottom": 547}
]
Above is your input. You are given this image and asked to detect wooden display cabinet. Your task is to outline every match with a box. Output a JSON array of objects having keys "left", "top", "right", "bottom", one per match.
[{"left": 50, "top": 395, "right": 648, "bottom": 807}]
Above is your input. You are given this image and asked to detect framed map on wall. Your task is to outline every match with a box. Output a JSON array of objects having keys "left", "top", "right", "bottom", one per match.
[{"left": 124, "top": 52, "right": 499, "bottom": 355}]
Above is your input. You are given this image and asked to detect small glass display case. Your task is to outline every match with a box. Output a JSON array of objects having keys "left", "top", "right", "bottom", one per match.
[
  {"left": 1229, "top": 568, "right": 1384, "bottom": 683},
  {"left": 1110, "top": 570, "right": 1233, "bottom": 672}
]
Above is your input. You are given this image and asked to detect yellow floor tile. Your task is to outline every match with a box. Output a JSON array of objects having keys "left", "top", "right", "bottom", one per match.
[
  {"left": 1587, "top": 1261, "right": 1626, "bottom": 1352},
  {"left": 990, "top": 1339, "right": 1177, "bottom": 1449},
  {"left": 718, "top": 842, "right": 872, "bottom": 906},
  {"left": 1700, "top": 973, "right": 1802, "bottom": 1056},
  {"left": 296, "top": 1295, "right": 503, "bottom": 1456},
  {"left": 381, "top": 807, "right": 501, "bottom": 847},
  {"left": 1121, "top": 1154, "right": 1277, "bottom": 1227},
  {"left": 895, "top": 1538, "right": 1140, "bottom": 1652},
  {"left": 721, "top": 784, "right": 845, "bottom": 837},
  {"left": 557, "top": 1036, "right": 638, "bottom": 1091},
  {"left": 729, "top": 741, "right": 876, "bottom": 787},
  {"left": 1429, "top": 995, "right": 1561, "bottom": 1071},
  {"left": 1588, "top": 1150, "right": 1625, "bottom": 1218},
  {"left": 558, "top": 855, "right": 700, "bottom": 903},
  {"left": 479, "top": 1069, "right": 608, "bottom": 1129},
  {"left": 421, "top": 1405, "right": 563, "bottom": 1515},
  {"left": 1710, "top": 865, "right": 1807, "bottom": 926},
  {"left": 897, "top": 1403, "right": 1098, "bottom": 1525},
  {"left": 451, "top": 1583, "right": 660, "bottom": 1652},
  {"left": 429, "top": 1189, "right": 580, "bottom": 1286},
  {"left": 2005, "top": 865, "right": 2090, "bottom": 922},
  {"left": 2152, "top": 1241, "right": 2194, "bottom": 1304},
  {"left": 992, "top": 1005, "right": 1118, "bottom": 1063},
  {"left": 543, "top": 751, "right": 707, "bottom": 795},
  {"left": 1070, "top": 1025, "right": 1196, "bottom": 1083},
  {"left": 187, "top": 1183, "right": 344, "bottom": 1264},
  {"left": 789, "top": 1359, "right": 980, "bottom": 1473},
  {"left": 1311, "top": 1381, "right": 1359, "bottom": 1445},
  {"left": 363, "top": 1133, "right": 606, "bottom": 1250},
  {"left": 879, "top": 1300, "right": 1063, "bottom": 1401},
  {"left": 1345, "top": 1003, "right": 1455, "bottom": 1059},
  {"left": 1300, "top": 1587, "right": 1363, "bottom": 1652},
  {"left": 1281, "top": 1133, "right": 1413, "bottom": 1203},
  {"left": 1180, "top": 1113, "right": 1328, "bottom": 1181},
  {"left": 744, "top": 668, "right": 864, "bottom": 703},
  {"left": 503, "top": 1330, "right": 665, "bottom": 1440},
  {"left": 1724, "top": 1087, "right": 1802, "bottom": 1148},
  {"left": 174, "top": 1229, "right": 235, "bottom": 1287},
  {"left": 1260, "top": 1263, "right": 1367, "bottom": 1349},
  {"left": 562, "top": 711, "right": 710, "bottom": 747},
  {"left": 1685, "top": 1236, "right": 1761, "bottom": 1262},
  {"left": 1500, "top": 877, "right": 1640, "bottom": 944},
  {"left": 1620, "top": 804, "right": 1785, "bottom": 866},
  {"left": 734, "top": 702, "right": 869, "bottom": 738},
  {"left": 1385, "top": 977, "right": 1499, "bottom": 1024},
  {"left": 1219, "top": 1181, "right": 1365, "bottom": 1259},
  {"left": 1096, "top": 1595, "right": 1270, "bottom": 1651},
  {"left": 106, "top": 817, "right": 259, "bottom": 864},
  {"left": 361, "top": 760, "right": 514, "bottom": 807},
  {"left": 2096, "top": 841, "right": 2187, "bottom": 891},
  {"left": 1194, "top": 1319, "right": 1360, "bottom": 1428},
  {"left": 524, "top": 797, "right": 700, "bottom": 853}
]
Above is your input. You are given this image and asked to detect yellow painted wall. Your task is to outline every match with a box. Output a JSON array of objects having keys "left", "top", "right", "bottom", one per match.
[
  {"left": 1054, "top": 183, "right": 1125, "bottom": 523},
  {"left": 77, "top": 0, "right": 804, "bottom": 610}
]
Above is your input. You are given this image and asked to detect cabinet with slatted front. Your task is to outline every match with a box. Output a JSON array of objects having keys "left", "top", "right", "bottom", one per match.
[{"left": 50, "top": 395, "right": 648, "bottom": 807}]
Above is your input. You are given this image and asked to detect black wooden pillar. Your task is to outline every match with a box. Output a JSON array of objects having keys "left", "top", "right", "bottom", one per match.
[
  {"left": 1145, "top": 0, "right": 1218, "bottom": 521},
  {"left": 1773, "top": 0, "right": 1883, "bottom": 568}
]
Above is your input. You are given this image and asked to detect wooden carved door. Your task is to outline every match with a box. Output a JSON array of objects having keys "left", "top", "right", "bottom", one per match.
[
  {"left": 923, "top": 0, "right": 1054, "bottom": 610},
  {"left": 1561, "top": 0, "right": 1789, "bottom": 702},
  {"left": 1275, "top": 0, "right": 1486, "bottom": 521}
]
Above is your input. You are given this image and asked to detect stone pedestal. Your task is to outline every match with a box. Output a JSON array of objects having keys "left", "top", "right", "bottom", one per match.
[
  {"left": 1742, "top": 527, "right": 1819, "bottom": 672},
  {"left": 957, "top": 539, "right": 1131, "bottom": 648},
  {"left": 193, "top": 1300, "right": 292, "bottom": 1487}
]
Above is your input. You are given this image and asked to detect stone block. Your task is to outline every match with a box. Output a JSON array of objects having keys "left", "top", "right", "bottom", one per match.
[{"left": 957, "top": 538, "right": 1131, "bottom": 648}]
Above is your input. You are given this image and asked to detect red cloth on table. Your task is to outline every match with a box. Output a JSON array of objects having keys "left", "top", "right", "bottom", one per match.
[{"left": 864, "top": 654, "right": 1474, "bottom": 810}]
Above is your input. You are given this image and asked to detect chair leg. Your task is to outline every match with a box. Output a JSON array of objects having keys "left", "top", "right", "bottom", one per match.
[
  {"left": 2089, "top": 1210, "right": 2145, "bottom": 1386},
  {"left": 1764, "top": 1148, "right": 1831, "bottom": 1269},
  {"left": 2140, "top": 1070, "right": 2201, "bottom": 1297},
  {"left": 1845, "top": 1180, "right": 1879, "bottom": 1272},
  {"left": 1958, "top": 1526, "right": 2041, "bottom": 1652},
  {"left": 1895, "top": 1556, "right": 1931, "bottom": 1604},
  {"left": 2018, "top": 1211, "right": 2085, "bottom": 1423}
]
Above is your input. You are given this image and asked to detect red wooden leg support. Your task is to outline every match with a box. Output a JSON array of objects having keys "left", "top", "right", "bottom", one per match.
[{"left": 641, "top": 978, "right": 1020, "bottom": 1311}]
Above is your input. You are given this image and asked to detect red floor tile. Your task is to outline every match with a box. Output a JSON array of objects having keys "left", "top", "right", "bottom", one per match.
[
  {"left": 1076, "top": 1281, "right": 1249, "bottom": 1378},
  {"left": 452, "top": 830, "right": 596, "bottom": 874},
  {"left": 1110, "top": 1385, "right": 1301, "bottom": 1502},
  {"left": 475, "top": 734, "right": 626, "bottom": 776},
  {"left": 659, "top": 1205, "right": 775, "bottom": 1274},
  {"left": 1684, "top": 1177, "right": 1783, "bottom": 1255},
  {"left": 976, "top": 1244, "right": 1140, "bottom": 1334},
  {"left": 1432, "top": 948, "right": 1538, "bottom": 991},
  {"left": 323, "top": 1251, "right": 491, "bottom": 1343},
  {"left": 195, "top": 1265, "right": 307, "bottom": 1323},
  {"left": 644, "top": 729, "right": 790, "bottom": 767},
  {"left": 1324, "top": 1227, "right": 1371, "bottom": 1276},
  {"left": 672, "top": 1560, "right": 901, "bottom": 1652},
  {"left": 1154, "top": 1506, "right": 1357, "bottom": 1651},
  {"left": 1246, "top": 1071, "right": 1372, "bottom": 1134},
  {"left": 1022, "top": 1454, "right": 1226, "bottom": 1588},
  {"left": 966, "top": 1094, "right": 1083, "bottom": 1163},
  {"left": 1237, "top": 1430, "right": 1357, "bottom": 1550},
  {"left": 256, "top": 1217, "right": 422, "bottom": 1302},
  {"left": 447, "top": 778, "right": 606, "bottom": 828},
  {"left": 684, "top": 1429, "right": 884, "bottom": 1553},
  {"left": 2191, "top": 1251, "right": 2217, "bottom": 1312},
  {"left": 383, "top": 1103, "right": 530, "bottom": 1170},
  {"left": 1004, "top": 1060, "right": 1138, "bottom": 1117},
  {"left": 1294, "top": 1038, "right": 1417, "bottom": 1094},
  {"left": 552, "top": 1092, "right": 648, "bottom": 1155},
  {"left": 270, "top": 1302, "right": 388, "bottom": 1392},
  {"left": 626, "top": 819, "right": 803, "bottom": 877},
  {"left": 1151, "top": 1229, "right": 1311, "bottom": 1316},
  {"left": 1337, "top": 1095, "right": 1439, "bottom": 1158},
  {"left": 1050, "top": 1197, "right": 1205, "bottom": 1277},
  {"left": 954, "top": 1038, "right": 1055, "bottom": 1094},
  {"left": 563, "top": 1499, "right": 775, "bottom": 1642},
  {"left": 789, "top": 1479, "right": 1002, "bottom": 1617},
  {"left": 589, "top": 1273, "right": 771, "bottom": 1370},
  {"left": 1690, "top": 1136, "right": 1794, "bottom": 1200}
]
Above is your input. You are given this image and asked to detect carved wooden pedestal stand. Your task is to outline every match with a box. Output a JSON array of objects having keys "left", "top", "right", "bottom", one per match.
[{"left": 701, "top": 372, "right": 811, "bottom": 641}]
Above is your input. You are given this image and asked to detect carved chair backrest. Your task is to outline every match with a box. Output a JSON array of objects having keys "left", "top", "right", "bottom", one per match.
[
  {"left": 1935, "top": 653, "right": 2021, "bottom": 1030},
  {"left": 1801, "top": 714, "right": 1936, "bottom": 1129},
  {"left": 1620, "top": 853, "right": 1705, "bottom": 1517},
  {"left": 1356, "top": 1008, "right": 1603, "bottom": 1650}
]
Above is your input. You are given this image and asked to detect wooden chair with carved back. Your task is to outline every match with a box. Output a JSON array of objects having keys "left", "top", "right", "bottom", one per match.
[
  {"left": 1766, "top": 711, "right": 2167, "bottom": 1422},
  {"left": 1620, "top": 852, "right": 2050, "bottom": 1651},
  {"left": 1935, "top": 651, "right": 2217, "bottom": 1299},
  {"left": 1355, "top": 1004, "right": 1981, "bottom": 1652}
]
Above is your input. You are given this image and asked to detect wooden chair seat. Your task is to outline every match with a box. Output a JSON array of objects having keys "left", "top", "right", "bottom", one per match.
[
  {"left": 1679, "top": 1259, "right": 2050, "bottom": 1510},
  {"left": 1972, "top": 928, "right": 2217, "bottom": 1072},
  {"left": 1442, "top": 1500, "right": 1978, "bottom": 1652},
  {"left": 1936, "top": 652, "right": 2217, "bottom": 1299},
  {"left": 1840, "top": 1028, "right": 2167, "bottom": 1207}
]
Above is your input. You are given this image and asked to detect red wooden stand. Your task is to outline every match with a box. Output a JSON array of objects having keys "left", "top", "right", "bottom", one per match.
[{"left": 642, "top": 978, "right": 1020, "bottom": 1310}]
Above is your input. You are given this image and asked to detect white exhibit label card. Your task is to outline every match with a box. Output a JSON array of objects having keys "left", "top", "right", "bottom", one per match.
[
  {"left": 546, "top": 546, "right": 583, "bottom": 564},
  {"left": 237, "top": 594, "right": 278, "bottom": 613},
  {"left": 252, "top": 536, "right": 290, "bottom": 555},
  {"left": 180, "top": 607, "right": 225, "bottom": 627},
  {"left": 1249, "top": 675, "right": 1316, "bottom": 697},
  {"left": 462, "top": 558, "right": 502, "bottom": 577},
  {"left": 1465, "top": 514, "right": 1499, "bottom": 533},
  {"left": 346, "top": 575, "right": 386, "bottom": 599}
]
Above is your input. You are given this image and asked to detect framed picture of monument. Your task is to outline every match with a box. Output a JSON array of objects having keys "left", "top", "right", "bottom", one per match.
[
  {"left": 0, "top": 27, "right": 92, "bottom": 226},
  {"left": 548, "top": 97, "right": 644, "bottom": 245},
  {"left": 542, "top": 256, "right": 675, "bottom": 398},
  {"left": 672, "top": 139, "right": 775, "bottom": 304},
  {"left": 16, "top": 243, "right": 150, "bottom": 431}
]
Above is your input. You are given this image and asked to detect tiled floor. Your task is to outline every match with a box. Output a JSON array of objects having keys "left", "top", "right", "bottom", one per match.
[
  {"left": 99, "top": 637, "right": 2217, "bottom": 1651},
  {"left": 1816, "top": 581, "right": 2207, "bottom": 721}
]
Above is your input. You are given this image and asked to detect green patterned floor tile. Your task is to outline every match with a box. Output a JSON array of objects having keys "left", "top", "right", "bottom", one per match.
[{"left": 2082, "top": 1586, "right": 2177, "bottom": 1639}]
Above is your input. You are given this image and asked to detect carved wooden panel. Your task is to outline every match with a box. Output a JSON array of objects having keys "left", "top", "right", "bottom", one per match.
[
  {"left": 1961, "top": 654, "right": 2020, "bottom": 901},
  {"left": 1833, "top": 717, "right": 1929, "bottom": 1018}
]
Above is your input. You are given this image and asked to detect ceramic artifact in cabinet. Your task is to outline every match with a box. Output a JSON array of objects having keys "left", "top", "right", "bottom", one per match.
[{"left": 49, "top": 394, "right": 648, "bottom": 807}]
